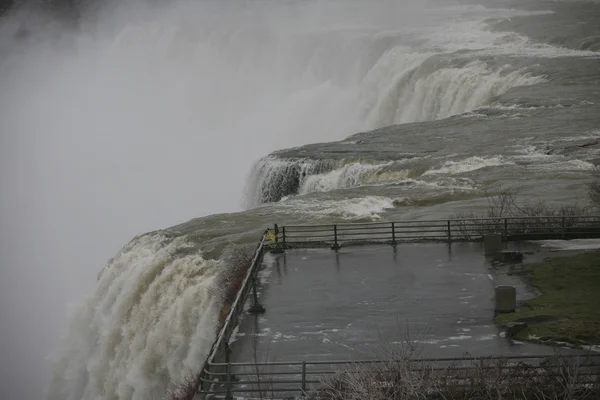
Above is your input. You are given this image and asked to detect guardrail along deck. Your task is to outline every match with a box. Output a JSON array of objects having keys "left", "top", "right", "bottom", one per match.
[
  {"left": 200, "top": 354, "right": 600, "bottom": 399},
  {"left": 196, "top": 216, "right": 600, "bottom": 399},
  {"left": 198, "top": 231, "right": 269, "bottom": 397},
  {"left": 280, "top": 216, "right": 600, "bottom": 248}
]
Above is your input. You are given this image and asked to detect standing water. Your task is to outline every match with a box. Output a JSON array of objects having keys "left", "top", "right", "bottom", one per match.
[{"left": 0, "top": 0, "right": 598, "bottom": 399}]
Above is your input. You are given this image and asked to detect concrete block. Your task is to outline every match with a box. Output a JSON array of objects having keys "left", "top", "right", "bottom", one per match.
[
  {"left": 495, "top": 285, "right": 516, "bottom": 313},
  {"left": 484, "top": 234, "right": 503, "bottom": 255}
]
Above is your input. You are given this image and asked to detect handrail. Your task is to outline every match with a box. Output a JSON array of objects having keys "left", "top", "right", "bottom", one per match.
[
  {"left": 201, "top": 354, "right": 600, "bottom": 397},
  {"left": 196, "top": 216, "right": 600, "bottom": 397},
  {"left": 197, "top": 230, "right": 268, "bottom": 395},
  {"left": 282, "top": 216, "right": 600, "bottom": 247},
  {"left": 207, "top": 353, "right": 599, "bottom": 367}
]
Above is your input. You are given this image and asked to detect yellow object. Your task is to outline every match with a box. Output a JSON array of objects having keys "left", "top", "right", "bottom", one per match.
[{"left": 265, "top": 230, "right": 278, "bottom": 249}]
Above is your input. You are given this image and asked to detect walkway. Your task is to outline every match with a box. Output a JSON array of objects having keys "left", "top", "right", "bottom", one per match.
[{"left": 230, "top": 242, "right": 581, "bottom": 364}]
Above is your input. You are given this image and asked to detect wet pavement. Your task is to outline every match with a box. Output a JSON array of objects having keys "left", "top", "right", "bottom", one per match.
[{"left": 230, "top": 241, "right": 588, "bottom": 363}]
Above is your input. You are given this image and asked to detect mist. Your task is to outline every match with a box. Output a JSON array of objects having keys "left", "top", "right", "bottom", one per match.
[{"left": 0, "top": 0, "right": 458, "bottom": 398}]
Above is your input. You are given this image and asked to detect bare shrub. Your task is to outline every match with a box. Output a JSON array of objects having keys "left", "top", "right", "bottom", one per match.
[
  {"left": 310, "top": 353, "right": 600, "bottom": 400},
  {"left": 212, "top": 321, "right": 600, "bottom": 400},
  {"left": 164, "top": 375, "right": 199, "bottom": 400},
  {"left": 214, "top": 245, "right": 254, "bottom": 332},
  {"left": 450, "top": 190, "right": 593, "bottom": 240},
  {"left": 305, "top": 324, "right": 600, "bottom": 399},
  {"left": 486, "top": 190, "right": 518, "bottom": 217}
]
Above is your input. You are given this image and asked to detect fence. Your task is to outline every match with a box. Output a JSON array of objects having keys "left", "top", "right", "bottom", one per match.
[
  {"left": 279, "top": 216, "right": 600, "bottom": 248},
  {"left": 196, "top": 216, "right": 600, "bottom": 398},
  {"left": 200, "top": 354, "right": 600, "bottom": 399},
  {"left": 198, "top": 231, "right": 268, "bottom": 396}
]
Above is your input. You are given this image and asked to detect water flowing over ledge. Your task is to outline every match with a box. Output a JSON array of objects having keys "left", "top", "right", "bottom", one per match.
[{"left": 13, "top": 1, "right": 595, "bottom": 399}]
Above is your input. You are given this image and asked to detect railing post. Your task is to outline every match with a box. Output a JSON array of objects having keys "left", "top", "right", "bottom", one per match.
[
  {"left": 301, "top": 361, "right": 307, "bottom": 393},
  {"left": 447, "top": 220, "right": 451, "bottom": 243},
  {"left": 225, "top": 362, "right": 233, "bottom": 400},
  {"left": 199, "top": 365, "right": 206, "bottom": 393},
  {"left": 562, "top": 217, "right": 566, "bottom": 238},
  {"left": 391, "top": 222, "right": 397, "bottom": 245},
  {"left": 282, "top": 226, "right": 286, "bottom": 249},
  {"left": 331, "top": 225, "right": 340, "bottom": 250},
  {"left": 504, "top": 218, "right": 508, "bottom": 238},
  {"left": 249, "top": 277, "right": 266, "bottom": 314}
]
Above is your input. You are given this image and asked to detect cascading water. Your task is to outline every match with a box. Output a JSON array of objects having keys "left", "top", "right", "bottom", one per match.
[
  {"left": 47, "top": 233, "right": 223, "bottom": 400},
  {"left": 361, "top": 57, "right": 546, "bottom": 126},
  {"left": 246, "top": 53, "right": 545, "bottom": 206},
  {"left": 2, "top": 1, "right": 593, "bottom": 399}
]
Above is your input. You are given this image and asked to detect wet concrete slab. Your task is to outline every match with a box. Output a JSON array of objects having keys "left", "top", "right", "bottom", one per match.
[{"left": 231, "top": 242, "right": 584, "bottom": 363}]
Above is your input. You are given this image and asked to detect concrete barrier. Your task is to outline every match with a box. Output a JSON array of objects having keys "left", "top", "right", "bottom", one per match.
[
  {"left": 495, "top": 285, "right": 516, "bottom": 313},
  {"left": 484, "top": 234, "right": 503, "bottom": 255}
]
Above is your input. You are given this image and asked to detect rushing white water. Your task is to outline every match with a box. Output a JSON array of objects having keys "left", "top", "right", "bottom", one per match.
[
  {"left": 0, "top": 1, "right": 576, "bottom": 399},
  {"left": 247, "top": 57, "right": 545, "bottom": 204},
  {"left": 47, "top": 233, "right": 222, "bottom": 400},
  {"left": 424, "top": 156, "right": 514, "bottom": 175},
  {"left": 248, "top": 155, "right": 513, "bottom": 202},
  {"left": 299, "top": 162, "right": 399, "bottom": 194},
  {"left": 279, "top": 196, "right": 398, "bottom": 221},
  {"left": 361, "top": 58, "right": 545, "bottom": 126}
]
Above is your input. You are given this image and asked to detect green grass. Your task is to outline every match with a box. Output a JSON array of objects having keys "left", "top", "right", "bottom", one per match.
[{"left": 496, "top": 250, "right": 600, "bottom": 345}]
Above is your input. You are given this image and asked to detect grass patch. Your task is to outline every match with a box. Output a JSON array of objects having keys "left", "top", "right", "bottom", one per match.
[{"left": 496, "top": 250, "right": 600, "bottom": 345}]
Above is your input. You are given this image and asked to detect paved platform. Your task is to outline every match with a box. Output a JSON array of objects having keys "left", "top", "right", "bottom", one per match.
[{"left": 230, "top": 242, "right": 583, "bottom": 363}]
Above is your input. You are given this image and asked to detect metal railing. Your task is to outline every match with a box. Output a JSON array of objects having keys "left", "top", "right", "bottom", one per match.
[
  {"left": 280, "top": 216, "right": 600, "bottom": 248},
  {"left": 198, "top": 231, "right": 268, "bottom": 397},
  {"left": 196, "top": 216, "right": 600, "bottom": 398},
  {"left": 200, "top": 354, "right": 600, "bottom": 399}
]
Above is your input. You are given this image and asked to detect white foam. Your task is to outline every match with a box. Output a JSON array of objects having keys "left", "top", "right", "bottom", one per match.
[
  {"left": 361, "top": 59, "right": 545, "bottom": 126},
  {"left": 417, "top": 9, "right": 551, "bottom": 52},
  {"left": 486, "top": 103, "right": 565, "bottom": 111},
  {"left": 458, "top": 112, "right": 488, "bottom": 119},
  {"left": 512, "top": 145, "right": 556, "bottom": 162},
  {"left": 447, "top": 335, "right": 472, "bottom": 341},
  {"left": 405, "top": 339, "right": 441, "bottom": 345},
  {"left": 298, "top": 161, "right": 407, "bottom": 195},
  {"left": 430, "top": 18, "right": 600, "bottom": 59},
  {"left": 282, "top": 196, "right": 396, "bottom": 221},
  {"left": 394, "top": 177, "right": 477, "bottom": 191},
  {"left": 312, "top": 196, "right": 397, "bottom": 221},
  {"left": 22, "top": 2, "right": 594, "bottom": 399},
  {"left": 424, "top": 156, "right": 512, "bottom": 175},
  {"left": 48, "top": 234, "right": 221, "bottom": 400},
  {"left": 476, "top": 334, "right": 497, "bottom": 341}
]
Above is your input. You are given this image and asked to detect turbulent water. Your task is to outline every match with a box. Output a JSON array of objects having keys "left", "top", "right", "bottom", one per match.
[{"left": 1, "top": 0, "right": 599, "bottom": 399}]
